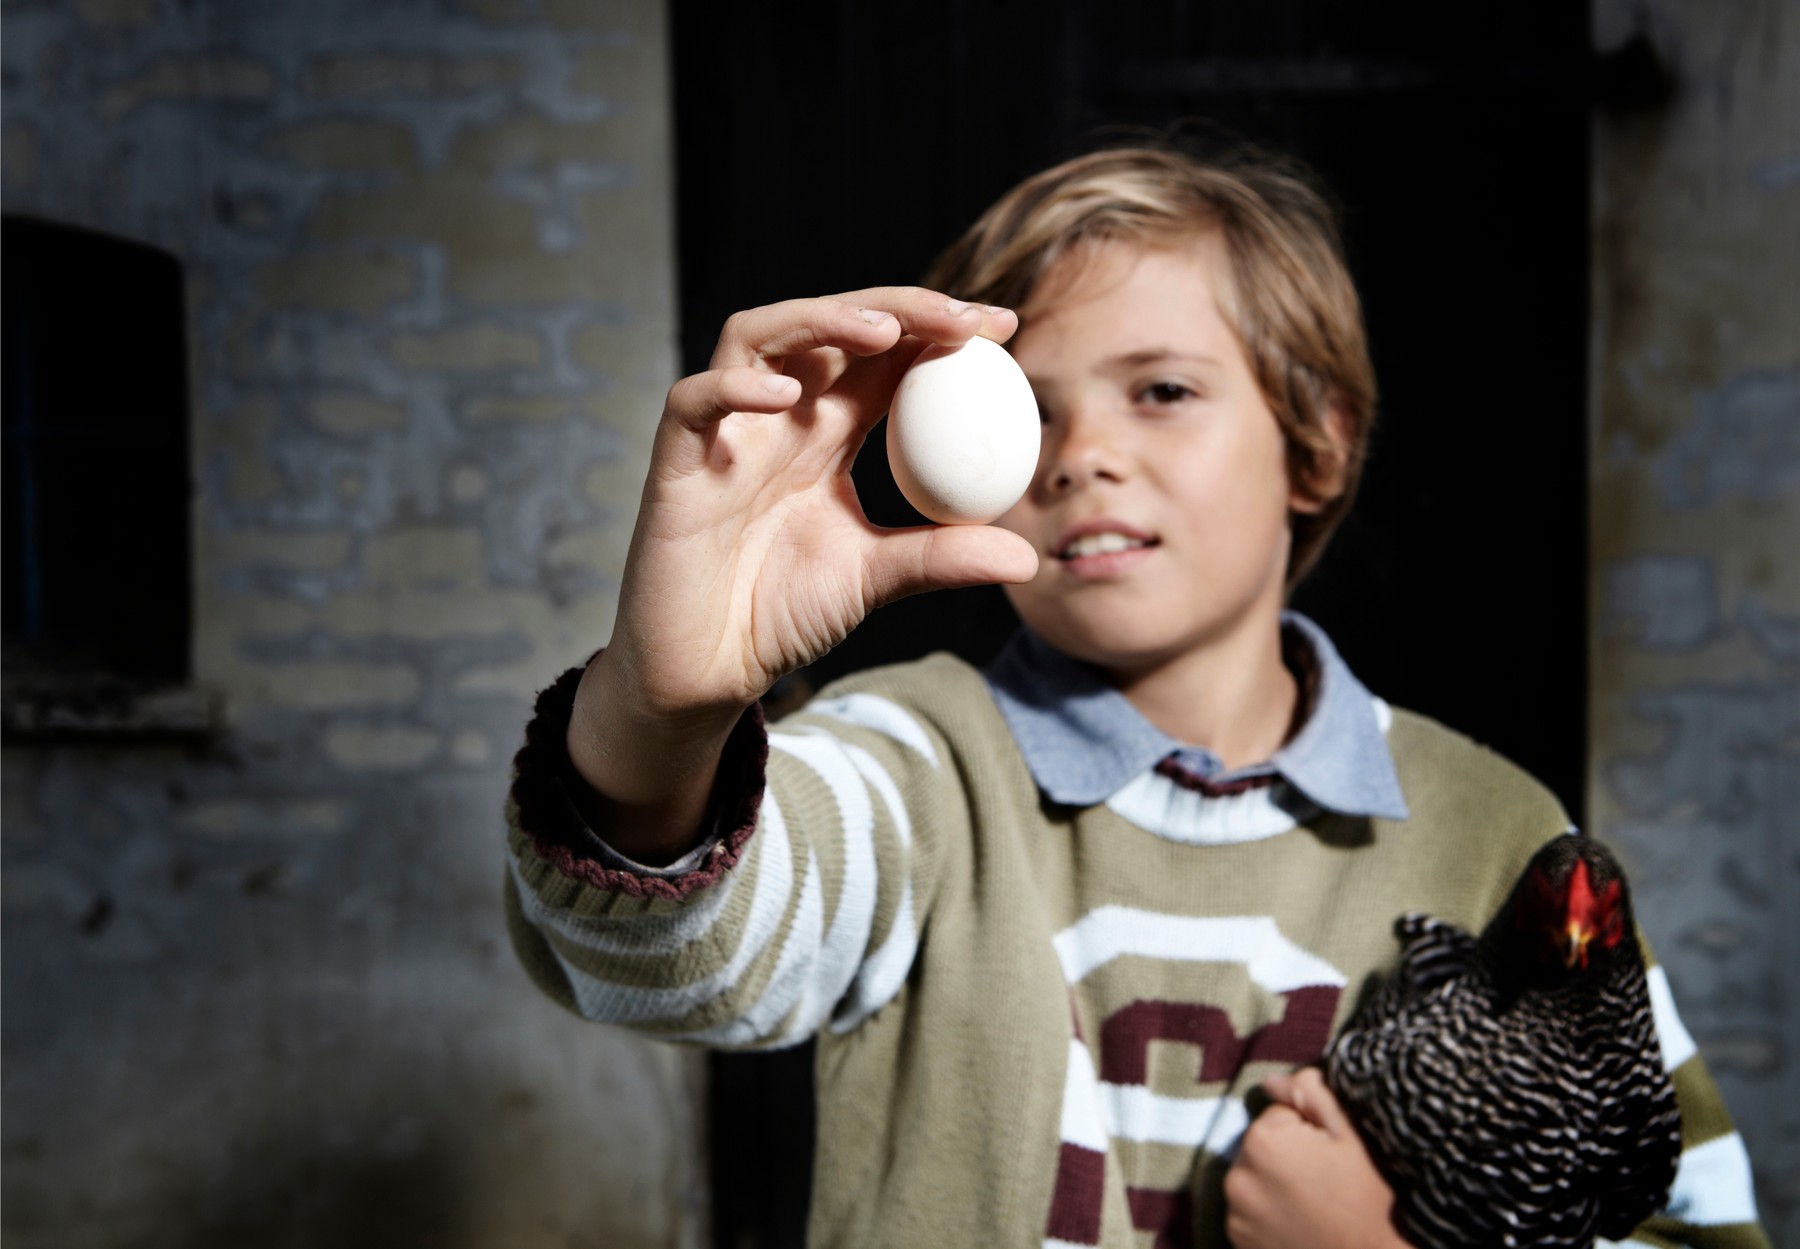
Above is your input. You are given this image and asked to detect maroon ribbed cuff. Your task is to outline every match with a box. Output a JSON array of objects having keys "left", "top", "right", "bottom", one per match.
[{"left": 509, "top": 658, "right": 768, "bottom": 900}]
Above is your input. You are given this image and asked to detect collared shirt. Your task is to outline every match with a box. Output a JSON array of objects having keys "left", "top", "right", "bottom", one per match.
[{"left": 982, "top": 611, "right": 1409, "bottom": 820}]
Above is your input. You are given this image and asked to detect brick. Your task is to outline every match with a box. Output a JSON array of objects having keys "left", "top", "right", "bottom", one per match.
[
  {"left": 263, "top": 119, "right": 419, "bottom": 173},
  {"left": 1, "top": 864, "right": 90, "bottom": 916},
  {"left": 321, "top": 587, "right": 541, "bottom": 640},
  {"left": 206, "top": 397, "right": 281, "bottom": 503},
  {"left": 391, "top": 324, "right": 543, "bottom": 371},
  {"left": 448, "top": 0, "right": 537, "bottom": 21},
  {"left": 208, "top": 529, "right": 352, "bottom": 573},
  {"left": 582, "top": 456, "right": 654, "bottom": 517},
  {"left": 572, "top": 35, "right": 666, "bottom": 117},
  {"left": 570, "top": 322, "right": 677, "bottom": 396},
  {"left": 183, "top": 797, "right": 349, "bottom": 836},
  {"left": 542, "top": 525, "right": 626, "bottom": 578},
  {"left": 447, "top": 177, "right": 674, "bottom": 305},
  {"left": 364, "top": 526, "right": 486, "bottom": 590},
  {"left": 301, "top": 53, "right": 524, "bottom": 100},
  {"left": 306, "top": 155, "right": 665, "bottom": 304},
  {"left": 255, "top": 251, "right": 414, "bottom": 314},
  {"left": 449, "top": 116, "right": 626, "bottom": 172},
  {"left": 258, "top": 663, "right": 420, "bottom": 709},
  {"left": 2, "top": 122, "right": 38, "bottom": 196},
  {"left": 71, "top": 0, "right": 154, "bottom": 25},
  {"left": 308, "top": 170, "right": 538, "bottom": 255},
  {"left": 214, "top": 596, "right": 318, "bottom": 640},
  {"left": 543, "top": 0, "right": 660, "bottom": 37},
  {"left": 462, "top": 394, "right": 579, "bottom": 424},
  {"left": 453, "top": 590, "right": 615, "bottom": 697},
  {"left": 450, "top": 729, "right": 493, "bottom": 766},
  {"left": 324, "top": 725, "right": 440, "bottom": 770},
  {"left": 447, "top": 464, "right": 490, "bottom": 502},
  {"left": 311, "top": 394, "right": 409, "bottom": 435},
  {"left": 98, "top": 57, "right": 276, "bottom": 121}
]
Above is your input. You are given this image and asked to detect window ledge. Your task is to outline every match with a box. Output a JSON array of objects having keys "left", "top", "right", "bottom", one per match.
[{"left": 1, "top": 678, "right": 222, "bottom": 743}]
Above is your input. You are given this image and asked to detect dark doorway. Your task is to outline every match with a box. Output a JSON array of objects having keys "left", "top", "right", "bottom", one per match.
[{"left": 671, "top": 4, "right": 1590, "bottom": 1244}]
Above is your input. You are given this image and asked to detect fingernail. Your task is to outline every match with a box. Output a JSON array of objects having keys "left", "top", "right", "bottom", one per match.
[
  {"left": 984, "top": 304, "right": 1010, "bottom": 316},
  {"left": 765, "top": 374, "right": 798, "bottom": 394},
  {"left": 857, "top": 307, "right": 893, "bottom": 325},
  {"left": 944, "top": 298, "right": 970, "bottom": 315}
]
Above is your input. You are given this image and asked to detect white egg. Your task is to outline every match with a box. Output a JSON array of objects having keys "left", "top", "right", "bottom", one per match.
[{"left": 886, "top": 335, "right": 1041, "bottom": 525}]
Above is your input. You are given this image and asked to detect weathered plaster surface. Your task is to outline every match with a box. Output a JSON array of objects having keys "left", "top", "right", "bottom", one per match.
[
  {"left": 1, "top": 2, "right": 701, "bottom": 1245},
  {"left": 1591, "top": 0, "right": 1799, "bottom": 1238}
]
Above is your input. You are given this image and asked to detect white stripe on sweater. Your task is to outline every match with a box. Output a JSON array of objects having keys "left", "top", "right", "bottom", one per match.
[
  {"left": 1662, "top": 1132, "right": 1760, "bottom": 1227},
  {"left": 1100, "top": 1085, "right": 1249, "bottom": 1156},
  {"left": 1053, "top": 908, "right": 1349, "bottom": 992},
  {"left": 765, "top": 731, "right": 882, "bottom": 1042},
  {"left": 538, "top": 792, "right": 805, "bottom": 1027},
  {"left": 805, "top": 693, "right": 940, "bottom": 766},
  {"left": 1060, "top": 1037, "right": 1111, "bottom": 1151},
  {"left": 829, "top": 741, "right": 919, "bottom": 1032},
  {"left": 1645, "top": 964, "right": 1699, "bottom": 1071},
  {"left": 675, "top": 840, "right": 826, "bottom": 1047}
]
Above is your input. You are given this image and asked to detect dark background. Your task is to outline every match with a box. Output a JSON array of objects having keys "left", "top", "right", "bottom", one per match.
[{"left": 671, "top": 3, "right": 1593, "bottom": 1243}]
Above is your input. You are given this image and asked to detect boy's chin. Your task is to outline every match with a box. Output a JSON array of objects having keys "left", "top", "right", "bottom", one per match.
[{"left": 1019, "top": 618, "right": 1166, "bottom": 681}]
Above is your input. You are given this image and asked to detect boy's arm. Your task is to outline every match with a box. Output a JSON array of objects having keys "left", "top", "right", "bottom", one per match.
[{"left": 506, "top": 659, "right": 968, "bottom": 1048}]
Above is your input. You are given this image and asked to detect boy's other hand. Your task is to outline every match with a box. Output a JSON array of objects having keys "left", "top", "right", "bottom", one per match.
[{"left": 1223, "top": 1068, "right": 1412, "bottom": 1249}]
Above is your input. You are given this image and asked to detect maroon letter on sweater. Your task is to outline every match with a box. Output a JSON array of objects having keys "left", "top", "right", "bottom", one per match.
[
  {"left": 1045, "top": 1142, "right": 1107, "bottom": 1245},
  {"left": 1128, "top": 1184, "right": 1196, "bottom": 1249},
  {"left": 1098, "top": 985, "right": 1340, "bottom": 1085}
]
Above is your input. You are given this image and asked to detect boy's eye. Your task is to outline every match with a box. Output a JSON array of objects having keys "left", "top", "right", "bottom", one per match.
[{"left": 1140, "top": 381, "right": 1195, "bottom": 405}]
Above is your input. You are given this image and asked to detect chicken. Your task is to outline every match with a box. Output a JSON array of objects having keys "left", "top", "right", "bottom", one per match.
[{"left": 1325, "top": 834, "right": 1682, "bottom": 1249}]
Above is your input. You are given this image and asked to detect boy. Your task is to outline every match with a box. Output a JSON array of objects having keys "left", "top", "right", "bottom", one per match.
[{"left": 505, "top": 146, "right": 1766, "bottom": 1247}]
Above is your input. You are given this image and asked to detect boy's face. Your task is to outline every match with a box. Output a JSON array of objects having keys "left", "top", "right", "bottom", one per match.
[{"left": 995, "top": 238, "right": 1310, "bottom": 683}]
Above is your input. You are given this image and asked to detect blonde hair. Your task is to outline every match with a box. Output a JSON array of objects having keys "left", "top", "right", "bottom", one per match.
[{"left": 922, "top": 142, "right": 1375, "bottom": 588}]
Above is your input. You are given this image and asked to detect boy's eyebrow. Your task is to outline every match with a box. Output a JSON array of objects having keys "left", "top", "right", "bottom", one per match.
[
  {"left": 1021, "top": 350, "right": 1227, "bottom": 391},
  {"left": 1101, "top": 348, "right": 1226, "bottom": 371}
]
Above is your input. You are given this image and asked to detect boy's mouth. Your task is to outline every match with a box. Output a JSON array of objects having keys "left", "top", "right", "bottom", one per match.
[
  {"left": 1058, "top": 532, "right": 1154, "bottom": 560},
  {"left": 1052, "top": 522, "right": 1159, "bottom": 562}
]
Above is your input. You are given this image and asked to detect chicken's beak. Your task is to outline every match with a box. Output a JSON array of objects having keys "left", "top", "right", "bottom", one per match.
[{"left": 1563, "top": 920, "right": 1595, "bottom": 969}]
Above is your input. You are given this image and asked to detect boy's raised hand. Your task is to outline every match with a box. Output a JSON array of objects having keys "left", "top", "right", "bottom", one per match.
[{"left": 565, "top": 290, "right": 1038, "bottom": 856}]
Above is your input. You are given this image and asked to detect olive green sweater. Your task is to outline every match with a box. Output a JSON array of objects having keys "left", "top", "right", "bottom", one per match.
[{"left": 505, "top": 653, "right": 1767, "bottom": 1249}]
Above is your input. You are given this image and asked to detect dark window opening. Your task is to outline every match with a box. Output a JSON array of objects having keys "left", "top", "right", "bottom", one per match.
[{"left": 3, "top": 214, "right": 205, "bottom": 739}]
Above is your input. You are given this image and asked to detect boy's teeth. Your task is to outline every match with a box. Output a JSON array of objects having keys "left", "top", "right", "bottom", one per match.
[{"left": 1065, "top": 532, "right": 1146, "bottom": 558}]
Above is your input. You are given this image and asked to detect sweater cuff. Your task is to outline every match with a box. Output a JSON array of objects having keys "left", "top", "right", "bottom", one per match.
[{"left": 508, "top": 657, "right": 768, "bottom": 901}]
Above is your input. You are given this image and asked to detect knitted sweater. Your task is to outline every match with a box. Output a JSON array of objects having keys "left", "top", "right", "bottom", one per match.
[{"left": 505, "top": 652, "right": 1767, "bottom": 1249}]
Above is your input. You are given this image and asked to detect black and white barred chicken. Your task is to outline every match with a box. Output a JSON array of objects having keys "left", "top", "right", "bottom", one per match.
[{"left": 1325, "top": 833, "right": 1682, "bottom": 1249}]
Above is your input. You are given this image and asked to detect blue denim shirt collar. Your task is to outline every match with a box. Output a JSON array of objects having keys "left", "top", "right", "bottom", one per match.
[{"left": 982, "top": 611, "right": 1409, "bottom": 819}]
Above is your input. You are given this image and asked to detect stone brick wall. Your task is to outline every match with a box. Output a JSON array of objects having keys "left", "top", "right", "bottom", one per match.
[
  {"left": 2, "top": 2, "right": 702, "bottom": 1246},
  {"left": 1590, "top": 0, "right": 1799, "bottom": 1239}
]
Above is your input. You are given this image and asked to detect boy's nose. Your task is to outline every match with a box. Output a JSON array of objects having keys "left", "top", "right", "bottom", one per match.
[{"left": 1045, "top": 415, "right": 1127, "bottom": 492}]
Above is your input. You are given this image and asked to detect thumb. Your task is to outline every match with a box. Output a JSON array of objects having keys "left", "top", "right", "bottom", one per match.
[
  {"left": 1263, "top": 1067, "right": 1354, "bottom": 1138},
  {"left": 865, "top": 524, "right": 1039, "bottom": 608}
]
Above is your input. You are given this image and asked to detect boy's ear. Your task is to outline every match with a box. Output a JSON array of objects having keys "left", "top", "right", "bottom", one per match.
[{"left": 1290, "top": 406, "right": 1351, "bottom": 515}]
